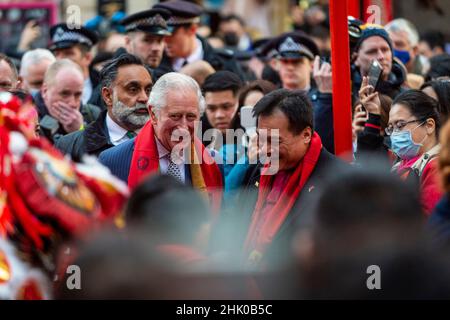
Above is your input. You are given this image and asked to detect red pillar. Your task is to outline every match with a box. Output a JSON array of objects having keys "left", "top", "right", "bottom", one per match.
[
  {"left": 329, "top": 0, "right": 353, "bottom": 159},
  {"left": 348, "top": 0, "right": 361, "bottom": 19}
]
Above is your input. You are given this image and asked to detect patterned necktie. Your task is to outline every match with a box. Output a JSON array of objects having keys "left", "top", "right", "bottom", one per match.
[
  {"left": 166, "top": 153, "right": 183, "bottom": 183},
  {"left": 126, "top": 131, "right": 137, "bottom": 139}
]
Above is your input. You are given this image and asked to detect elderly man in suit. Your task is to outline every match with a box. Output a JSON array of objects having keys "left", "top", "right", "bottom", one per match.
[{"left": 99, "top": 72, "right": 223, "bottom": 211}]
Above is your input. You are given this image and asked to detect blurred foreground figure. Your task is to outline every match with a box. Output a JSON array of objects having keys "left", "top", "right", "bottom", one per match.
[
  {"left": 126, "top": 175, "right": 210, "bottom": 266},
  {"left": 295, "top": 167, "right": 450, "bottom": 299},
  {"left": 0, "top": 92, "right": 128, "bottom": 299}
]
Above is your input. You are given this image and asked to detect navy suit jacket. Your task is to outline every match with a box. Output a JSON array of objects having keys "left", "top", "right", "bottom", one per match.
[
  {"left": 98, "top": 139, "right": 135, "bottom": 183},
  {"left": 98, "top": 138, "right": 222, "bottom": 184}
]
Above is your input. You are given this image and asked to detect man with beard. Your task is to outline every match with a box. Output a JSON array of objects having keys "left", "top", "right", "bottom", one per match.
[{"left": 56, "top": 53, "right": 153, "bottom": 162}]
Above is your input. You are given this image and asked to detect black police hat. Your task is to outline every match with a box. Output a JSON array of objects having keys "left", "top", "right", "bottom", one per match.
[
  {"left": 275, "top": 32, "right": 320, "bottom": 61},
  {"left": 49, "top": 23, "right": 99, "bottom": 51},
  {"left": 120, "top": 8, "right": 172, "bottom": 36},
  {"left": 153, "top": 0, "right": 204, "bottom": 29}
]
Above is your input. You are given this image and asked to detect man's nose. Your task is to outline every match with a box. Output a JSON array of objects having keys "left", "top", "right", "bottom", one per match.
[
  {"left": 215, "top": 109, "right": 225, "bottom": 119},
  {"left": 377, "top": 49, "right": 386, "bottom": 61},
  {"left": 137, "top": 89, "right": 149, "bottom": 104},
  {"left": 67, "top": 95, "right": 79, "bottom": 108}
]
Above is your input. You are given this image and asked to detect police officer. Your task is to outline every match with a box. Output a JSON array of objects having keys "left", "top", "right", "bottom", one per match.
[
  {"left": 153, "top": 0, "right": 245, "bottom": 80},
  {"left": 49, "top": 24, "right": 100, "bottom": 105},
  {"left": 120, "top": 8, "right": 172, "bottom": 69}
]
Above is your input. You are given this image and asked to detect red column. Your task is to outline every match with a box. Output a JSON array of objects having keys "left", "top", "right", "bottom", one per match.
[
  {"left": 329, "top": 0, "right": 353, "bottom": 159},
  {"left": 348, "top": 0, "right": 361, "bottom": 19},
  {"left": 384, "top": 0, "right": 393, "bottom": 22}
]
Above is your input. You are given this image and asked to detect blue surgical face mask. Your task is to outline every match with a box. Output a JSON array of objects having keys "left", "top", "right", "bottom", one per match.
[
  {"left": 390, "top": 123, "right": 426, "bottom": 160},
  {"left": 29, "top": 88, "right": 40, "bottom": 97},
  {"left": 394, "top": 49, "right": 411, "bottom": 65}
]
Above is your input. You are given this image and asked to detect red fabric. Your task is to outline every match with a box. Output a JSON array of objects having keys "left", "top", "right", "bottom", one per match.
[
  {"left": 244, "top": 133, "right": 323, "bottom": 260},
  {"left": 128, "top": 121, "right": 223, "bottom": 210},
  {"left": 419, "top": 159, "right": 442, "bottom": 215},
  {"left": 365, "top": 123, "right": 381, "bottom": 130},
  {"left": 397, "top": 157, "right": 443, "bottom": 215}
]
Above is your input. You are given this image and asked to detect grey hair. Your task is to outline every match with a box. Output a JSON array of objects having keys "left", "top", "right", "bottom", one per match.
[
  {"left": 20, "top": 49, "right": 56, "bottom": 77},
  {"left": 148, "top": 72, "right": 206, "bottom": 115},
  {"left": 44, "top": 59, "right": 84, "bottom": 86},
  {"left": 385, "top": 18, "right": 419, "bottom": 47}
]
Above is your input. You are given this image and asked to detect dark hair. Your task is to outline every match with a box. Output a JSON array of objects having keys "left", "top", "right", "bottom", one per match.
[
  {"left": 421, "top": 79, "right": 450, "bottom": 121},
  {"left": 300, "top": 167, "right": 442, "bottom": 299},
  {"left": 315, "top": 167, "right": 423, "bottom": 240},
  {"left": 202, "top": 70, "right": 243, "bottom": 96},
  {"left": 100, "top": 53, "right": 152, "bottom": 88},
  {"left": 220, "top": 14, "right": 245, "bottom": 27},
  {"left": 378, "top": 94, "right": 393, "bottom": 130},
  {"left": 0, "top": 53, "right": 18, "bottom": 82},
  {"left": 126, "top": 175, "right": 209, "bottom": 244},
  {"left": 420, "top": 30, "right": 445, "bottom": 52},
  {"left": 253, "top": 88, "right": 314, "bottom": 135},
  {"left": 426, "top": 53, "right": 450, "bottom": 81},
  {"left": 392, "top": 89, "right": 441, "bottom": 137},
  {"left": 228, "top": 80, "right": 276, "bottom": 130},
  {"left": 238, "top": 80, "right": 277, "bottom": 108}
]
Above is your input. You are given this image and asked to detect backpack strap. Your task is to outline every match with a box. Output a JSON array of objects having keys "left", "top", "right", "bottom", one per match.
[{"left": 410, "top": 144, "right": 441, "bottom": 177}]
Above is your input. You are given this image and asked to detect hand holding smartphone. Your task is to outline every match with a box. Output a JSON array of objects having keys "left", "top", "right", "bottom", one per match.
[{"left": 367, "top": 60, "right": 383, "bottom": 91}]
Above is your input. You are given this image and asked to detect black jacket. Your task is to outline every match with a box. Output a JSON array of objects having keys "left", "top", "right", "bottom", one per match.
[
  {"left": 211, "top": 148, "right": 346, "bottom": 269},
  {"left": 155, "top": 35, "right": 245, "bottom": 80},
  {"left": 35, "top": 92, "right": 101, "bottom": 145},
  {"left": 55, "top": 110, "right": 114, "bottom": 162}
]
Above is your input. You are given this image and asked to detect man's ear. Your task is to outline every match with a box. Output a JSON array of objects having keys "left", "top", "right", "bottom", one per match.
[
  {"left": 125, "top": 35, "right": 132, "bottom": 50},
  {"left": 102, "top": 87, "right": 113, "bottom": 108},
  {"left": 189, "top": 24, "right": 198, "bottom": 36},
  {"left": 41, "top": 83, "right": 48, "bottom": 100},
  {"left": 303, "top": 127, "right": 313, "bottom": 144},
  {"left": 83, "top": 51, "right": 93, "bottom": 67},
  {"left": 270, "top": 58, "right": 280, "bottom": 71},
  {"left": 16, "top": 76, "right": 23, "bottom": 90},
  {"left": 354, "top": 53, "right": 361, "bottom": 67},
  {"left": 150, "top": 107, "right": 158, "bottom": 125}
]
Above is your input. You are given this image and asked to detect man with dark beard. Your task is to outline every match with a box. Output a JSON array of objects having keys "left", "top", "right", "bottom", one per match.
[{"left": 56, "top": 53, "right": 153, "bottom": 162}]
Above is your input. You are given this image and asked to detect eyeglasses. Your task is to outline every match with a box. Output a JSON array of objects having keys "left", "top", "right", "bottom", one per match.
[{"left": 385, "top": 119, "right": 424, "bottom": 136}]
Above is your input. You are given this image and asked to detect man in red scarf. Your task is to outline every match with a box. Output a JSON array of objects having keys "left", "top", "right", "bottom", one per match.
[
  {"left": 99, "top": 72, "right": 223, "bottom": 212},
  {"left": 213, "top": 89, "right": 344, "bottom": 269}
]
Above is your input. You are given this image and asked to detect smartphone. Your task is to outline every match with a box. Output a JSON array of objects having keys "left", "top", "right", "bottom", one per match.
[
  {"left": 367, "top": 60, "right": 383, "bottom": 90},
  {"left": 240, "top": 106, "right": 257, "bottom": 129}
]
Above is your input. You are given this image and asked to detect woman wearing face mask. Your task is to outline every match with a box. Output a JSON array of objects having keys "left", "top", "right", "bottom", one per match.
[{"left": 387, "top": 90, "right": 443, "bottom": 215}]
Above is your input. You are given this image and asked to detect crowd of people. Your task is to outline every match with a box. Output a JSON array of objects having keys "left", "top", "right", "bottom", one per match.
[{"left": 1, "top": 0, "right": 450, "bottom": 299}]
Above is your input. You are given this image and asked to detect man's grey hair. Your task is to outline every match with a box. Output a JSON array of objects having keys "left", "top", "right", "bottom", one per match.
[
  {"left": 20, "top": 49, "right": 56, "bottom": 77},
  {"left": 44, "top": 59, "right": 83, "bottom": 86},
  {"left": 148, "top": 72, "right": 206, "bottom": 115},
  {"left": 385, "top": 18, "right": 419, "bottom": 47}
]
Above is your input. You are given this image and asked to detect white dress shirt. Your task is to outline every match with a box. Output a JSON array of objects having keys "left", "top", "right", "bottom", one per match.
[
  {"left": 155, "top": 137, "right": 186, "bottom": 184},
  {"left": 82, "top": 77, "right": 93, "bottom": 105},
  {"left": 106, "top": 113, "right": 134, "bottom": 146},
  {"left": 172, "top": 38, "right": 204, "bottom": 72}
]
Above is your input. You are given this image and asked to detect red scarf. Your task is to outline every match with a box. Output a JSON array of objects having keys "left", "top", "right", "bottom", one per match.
[
  {"left": 128, "top": 121, "right": 223, "bottom": 213},
  {"left": 244, "top": 132, "right": 323, "bottom": 264}
]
